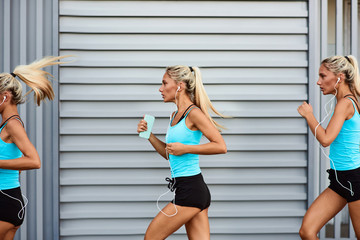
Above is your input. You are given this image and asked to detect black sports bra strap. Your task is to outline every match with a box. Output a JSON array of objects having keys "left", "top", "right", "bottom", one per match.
[
  {"left": 0, "top": 115, "right": 24, "bottom": 129},
  {"left": 177, "top": 104, "right": 195, "bottom": 124},
  {"left": 344, "top": 94, "right": 354, "bottom": 98},
  {"left": 172, "top": 104, "right": 196, "bottom": 125},
  {"left": 344, "top": 94, "right": 360, "bottom": 113}
]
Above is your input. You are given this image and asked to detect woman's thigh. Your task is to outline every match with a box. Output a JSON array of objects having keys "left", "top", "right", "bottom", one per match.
[
  {"left": 0, "top": 221, "right": 15, "bottom": 240},
  {"left": 144, "top": 203, "right": 200, "bottom": 240},
  {"left": 185, "top": 208, "right": 210, "bottom": 240},
  {"left": 301, "top": 188, "right": 347, "bottom": 234},
  {"left": 348, "top": 200, "right": 360, "bottom": 238}
]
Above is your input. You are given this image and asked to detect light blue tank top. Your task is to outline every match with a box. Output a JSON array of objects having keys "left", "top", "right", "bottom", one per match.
[
  {"left": 329, "top": 98, "right": 360, "bottom": 170},
  {"left": 165, "top": 107, "right": 203, "bottom": 178},
  {"left": 0, "top": 121, "right": 23, "bottom": 190}
]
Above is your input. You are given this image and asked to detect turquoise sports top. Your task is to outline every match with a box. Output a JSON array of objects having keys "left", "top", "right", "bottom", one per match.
[
  {"left": 166, "top": 107, "right": 202, "bottom": 178},
  {"left": 329, "top": 98, "right": 360, "bottom": 170},
  {"left": 0, "top": 119, "right": 23, "bottom": 190}
]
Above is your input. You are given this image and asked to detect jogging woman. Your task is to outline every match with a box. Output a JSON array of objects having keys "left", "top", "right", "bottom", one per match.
[
  {"left": 298, "top": 55, "right": 360, "bottom": 239},
  {"left": 138, "top": 65, "right": 227, "bottom": 239},
  {"left": 0, "top": 56, "right": 69, "bottom": 240}
]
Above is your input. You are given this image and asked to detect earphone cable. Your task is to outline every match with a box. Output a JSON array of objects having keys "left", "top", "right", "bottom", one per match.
[{"left": 314, "top": 80, "right": 354, "bottom": 196}]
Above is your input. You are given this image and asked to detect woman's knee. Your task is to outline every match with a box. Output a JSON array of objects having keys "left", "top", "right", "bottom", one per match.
[
  {"left": 299, "top": 225, "right": 317, "bottom": 240},
  {"left": 144, "top": 226, "right": 154, "bottom": 240},
  {"left": 144, "top": 231, "right": 153, "bottom": 240},
  {"left": 144, "top": 231, "right": 163, "bottom": 240},
  {"left": 144, "top": 226, "right": 164, "bottom": 240},
  {"left": 3, "top": 226, "right": 19, "bottom": 240},
  {"left": 143, "top": 232, "right": 150, "bottom": 240}
]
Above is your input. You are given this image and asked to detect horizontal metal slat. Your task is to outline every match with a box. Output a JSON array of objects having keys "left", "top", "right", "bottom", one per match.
[
  {"left": 59, "top": 117, "right": 307, "bottom": 135},
  {"left": 60, "top": 200, "right": 306, "bottom": 219},
  {"left": 59, "top": 151, "right": 307, "bottom": 168},
  {"left": 60, "top": 34, "right": 308, "bottom": 51},
  {"left": 59, "top": 167, "right": 307, "bottom": 185},
  {"left": 59, "top": 50, "right": 308, "bottom": 67},
  {"left": 60, "top": 234, "right": 301, "bottom": 240},
  {"left": 59, "top": 184, "right": 306, "bottom": 202},
  {"left": 59, "top": 101, "right": 305, "bottom": 118},
  {"left": 60, "top": 17, "right": 307, "bottom": 34},
  {"left": 59, "top": 84, "right": 307, "bottom": 101},
  {"left": 60, "top": 217, "right": 302, "bottom": 235},
  {"left": 60, "top": 1, "right": 307, "bottom": 17},
  {"left": 60, "top": 67, "right": 308, "bottom": 84},
  {"left": 59, "top": 134, "right": 307, "bottom": 151}
]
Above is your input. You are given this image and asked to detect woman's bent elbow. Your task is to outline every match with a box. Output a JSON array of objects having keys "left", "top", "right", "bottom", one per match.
[
  {"left": 32, "top": 159, "right": 41, "bottom": 169},
  {"left": 219, "top": 144, "right": 227, "bottom": 154},
  {"left": 320, "top": 140, "right": 331, "bottom": 148},
  {"left": 34, "top": 161, "right": 41, "bottom": 169}
]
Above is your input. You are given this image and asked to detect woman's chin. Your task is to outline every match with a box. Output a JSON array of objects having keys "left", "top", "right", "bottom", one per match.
[
  {"left": 162, "top": 98, "right": 175, "bottom": 103},
  {"left": 321, "top": 90, "right": 329, "bottom": 95}
]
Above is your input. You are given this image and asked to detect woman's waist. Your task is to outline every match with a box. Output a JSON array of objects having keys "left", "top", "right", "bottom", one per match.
[
  {"left": 0, "top": 168, "right": 20, "bottom": 174},
  {"left": 172, "top": 169, "right": 202, "bottom": 179},
  {"left": 330, "top": 144, "right": 360, "bottom": 156},
  {"left": 169, "top": 159, "right": 201, "bottom": 176},
  {"left": 169, "top": 153, "right": 199, "bottom": 160},
  {"left": 173, "top": 173, "right": 203, "bottom": 181},
  {"left": 0, "top": 152, "right": 23, "bottom": 160},
  {"left": 0, "top": 172, "right": 20, "bottom": 190},
  {"left": 169, "top": 155, "right": 200, "bottom": 169},
  {"left": 328, "top": 157, "right": 360, "bottom": 170}
]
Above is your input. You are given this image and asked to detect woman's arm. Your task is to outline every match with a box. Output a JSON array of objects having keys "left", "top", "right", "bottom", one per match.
[
  {"left": 0, "top": 120, "right": 41, "bottom": 170},
  {"left": 297, "top": 99, "right": 352, "bottom": 147},
  {"left": 148, "top": 133, "right": 167, "bottom": 159},
  {"left": 166, "top": 108, "right": 227, "bottom": 156},
  {"left": 137, "top": 118, "right": 168, "bottom": 159}
]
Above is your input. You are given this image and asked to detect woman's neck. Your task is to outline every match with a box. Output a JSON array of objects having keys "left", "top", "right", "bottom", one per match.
[
  {"left": 175, "top": 95, "right": 194, "bottom": 112},
  {"left": 334, "top": 81, "right": 353, "bottom": 100},
  {"left": 1, "top": 105, "right": 19, "bottom": 121}
]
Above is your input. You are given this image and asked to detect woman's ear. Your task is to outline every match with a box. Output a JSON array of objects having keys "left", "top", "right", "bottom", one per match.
[
  {"left": 338, "top": 73, "right": 345, "bottom": 83},
  {"left": 2, "top": 92, "right": 10, "bottom": 102},
  {"left": 178, "top": 82, "right": 186, "bottom": 91}
]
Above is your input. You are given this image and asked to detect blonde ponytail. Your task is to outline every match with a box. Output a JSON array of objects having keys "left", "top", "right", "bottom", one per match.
[
  {"left": 192, "top": 67, "right": 227, "bottom": 130},
  {"left": 0, "top": 55, "right": 71, "bottom": 106},
  {"left": 346, "top": 56, "right": 360, "bottom": 99},
  {"left": 166, "top": 65, "right": 227, "bottom": 131},
  {"left": 322, "top": 55, "right": 360, "bottom": 99}
]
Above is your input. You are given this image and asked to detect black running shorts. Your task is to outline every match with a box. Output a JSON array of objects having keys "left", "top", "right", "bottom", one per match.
[
  {"left": 0, "top": 187, "right": 25, "bottom": 226},
  {"left": 171, "top": 173, "right": 211, "bottom": 211},
  {"left": 327, "top": 167, "right": 360, "bottom": 202}
]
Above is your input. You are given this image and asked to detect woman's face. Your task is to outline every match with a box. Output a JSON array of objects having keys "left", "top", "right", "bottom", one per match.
[
  {"left": 159, "top": 72, "right": 178, "bottom": 102},
  {"left": 317, "top": 64, "right": 339, "bottom": 95}
]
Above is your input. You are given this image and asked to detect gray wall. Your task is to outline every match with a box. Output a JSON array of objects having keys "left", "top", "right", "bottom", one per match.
[
  {"left": 59, "top": 1, "right": 308, "bottom": 239},
  {"left": 3, "top": 0, "right": 359, "bottom": 239},
  {"left": 0, "top": 0, "right": 59, "bottom": 240}
]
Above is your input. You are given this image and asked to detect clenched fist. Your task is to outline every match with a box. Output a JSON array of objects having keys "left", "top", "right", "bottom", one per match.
[
  {"left": 297, "top": 101, "right": 313, "bottom": 118},
  {"left": 166, "top": 142, "right": 187, "bottom": 156}
]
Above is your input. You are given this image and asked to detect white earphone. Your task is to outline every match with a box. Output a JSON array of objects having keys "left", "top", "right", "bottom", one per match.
[
  {"left": 0, "top": 96, "right": 6, "bottom": 106},
  {"left": 176, "top": 86, "right": 180, "bottom": 92}
]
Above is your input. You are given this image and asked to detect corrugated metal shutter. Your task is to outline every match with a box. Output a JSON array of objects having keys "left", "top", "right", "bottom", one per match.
[
  {"left": 59, "top": 1, "right": 308, "bottom": 239},
  {"left": 1, "top": 0, "right": 60, "bottom": 239}
]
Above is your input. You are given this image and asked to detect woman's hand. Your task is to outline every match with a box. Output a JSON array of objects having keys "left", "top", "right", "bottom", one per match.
[
  {"left": 297, "top": 101, "right": 313, "bottom": 118},
  {"left": 137, "top": 118, "right": 148, "bottom": 133},
  {"left": 137, "top": 116, "right": 167, "bottom": 159},
  {"left": 166, "top": 142, "right": 187, "bottom": 156}
]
